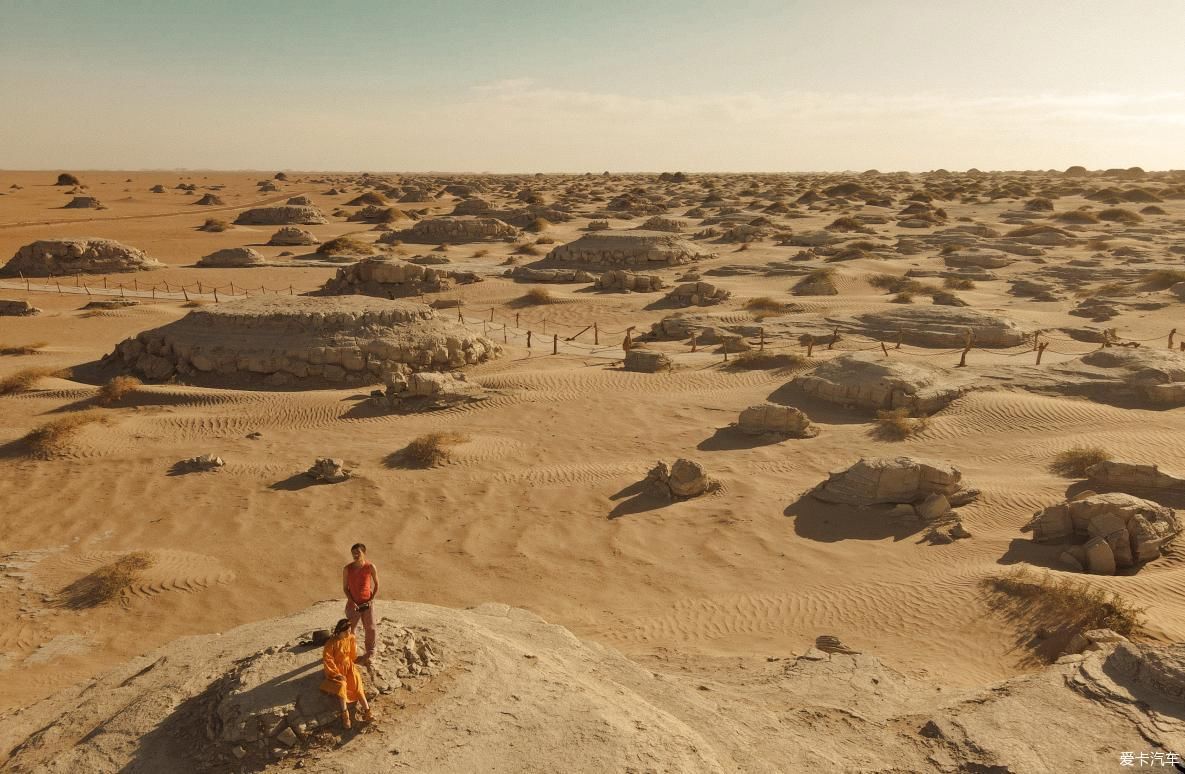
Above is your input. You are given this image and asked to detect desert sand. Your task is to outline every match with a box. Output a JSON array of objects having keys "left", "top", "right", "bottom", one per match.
[{"left": 2, "top": 169, "right": 1184, "bottom": 771}]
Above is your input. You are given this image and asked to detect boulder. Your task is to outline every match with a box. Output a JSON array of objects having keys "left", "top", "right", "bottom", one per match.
[
  {"left": 1028, "top": 492, "right": 1180, "bottom": 572},
  {"left": 646, "top": 459, "right": 716, "bottom": 498},
  {"left": 811, "top": 457, "right": 967, "bottom": 506},
  {"left": 508, "top": 267, "right": 595, "bottom": 284},
  {"left": 1086, "top": 460, "right": 1185, "bottom": 492},
  {"left": 176, "top": 454, "right": 225, "bottom": 472},
  {"left": 197, "top": 247, "right": 266, "bottom": 268},
  {"left": 306, "top": 458, "right": 350, "bottom": 483},
  {"left": 736, "top": 404, "right": 818, "bottom": 438},
  {"left": 662, "top": 281, "right": 731, "bottom": 307},
  {"left": 624, "top": 349, "right": 672, "bottom": 373},
  {"left": 842, "top": 307, "right": 1032, "bottom": 348},
  {"left": 267, "top": 227, "right": 320, "bottom": 246},
  {"left": 2, "top": 238, "right": 164, "bottom": 276},
  {"left": 792, "top": 352, "right": 976, "bottom": 413}
]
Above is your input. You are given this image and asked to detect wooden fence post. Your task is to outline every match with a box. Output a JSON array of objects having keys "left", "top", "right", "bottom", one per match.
[
  {"left": 806, "top": 338, "right": 815, "bottom": 358},
  {"left": 214, "top": 288, "right": 220, "bottom": 303},
  {"left": 895, "top": 330, "right": 903, "bottom": 350},
  {"left": 828, "top": 326, "right": 839, "bottom": 350},
  {"left": 527, "top": 330, "right": 533, "bottom": 348},
  {"left": 690, "top": 332, "right": 697, "bottom": 352},
  {"left": 1036, "top": 342, "right": 1048, "bottom": 364},
  {"left": 880, "top": 341, "right": 889, "bottom": 356},
  {"left": 759, "top": 328, "right": 765, "bottom": 351},
  {"left": 552, "top": 334, "right": 558, "bottom": 355},
  {"left": 489, "top": 308, "right": 494, "bottom": 322},
  {"left": 1170, "top": 328, "right": 1177, "bottom": 350},
  {"left": 594, "top": 322, "right": 599, "bottom": 345},
  {"left": 503, "top": 324, "right": 508, "bottom": 344}
]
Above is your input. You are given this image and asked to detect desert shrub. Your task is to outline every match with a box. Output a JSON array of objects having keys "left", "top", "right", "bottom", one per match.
[
  {"left": 97, "top": 375, "right": 142, "bottom": 405},
  {"left": 1024, "top": 197, "right": 1054, "bottom": 211},
  {"left": 53, "top": 552, "right": 155, "bottom": 609},
  {"left": 1097, "top": 208, "right": 1143, "bottom": 224},
  {"left": 317, "top": 236, "right": 372, "bottom": 255},
  {"left": 981, "top": 565, "right": 1144, "bottom": 648},
  {"left": 1090, "top": 282, "right": 1130, "bottom": 297},
  {"left": 515, "top": 287, "right": 555, "bottom": 305},
  {"left": 825, "top": 216, "right": 865, "bottom": 232},
  {"left": 872, "top": 408, "right": 928, "bottom": 440},
  {"left": 736, "top": 242, "right": 750, "bottom": 252},
  {"left": 1049, "top": 445, "right": 1110, "bottom": 477},
  {"left": 398, "top": 432, "right": 468, "bottom": 468},
  {"left": 1055, "top": 210, "right": 1099, "bottom": 225},
  {"left": 868, "top": 274, "right": 931, "bottom": 295},
  {"left": 891, "top": 291, "right": 915, "bottom": 304},
  {"left": 943, "top": 277, "right": 976, "bottom": 290},
  {"left": 22, "top": 411, "right": 108, "bottom": 459},
  {"left": 472, "top": 248, "right": 489, "bottom": 258},
  {"left": 939, "top": 243, "right": 958, "bottom": 255},
  {"left": 0, "top": 342, "right": 48, "bottom": 356},
  {"left": 744, "top": 296, "right": 788, "bottom": 314},
  {"left": 56, "top": 172, "right": 81, "bottom": 186},
  {"left": 433, "top": 243, "right": 450, "bottom": 252},
  {"left": 1143, "top": 270, "right": 1185, "bottom": 290},
  {"left": 724, "top": 351, "right": 806, "bottom": 370},
  {"left": 0, "top": 367, "right": 57, "bottom": 395},
  {"left": 534, "top": 237, "right": 556, "bottom": 245},
  {"left": 792, "top": 268, "right": 838, "bottom": 296},
  {"left": 513, "top": 243, "right": 541, "bottom": 256},
  {"left": 525, "top": 217, "right": 551, "bottom": 233},
  {"left": 587, "top": 220, "right": 610, "bottom": 231},
  {"left": 198, "top": 218, "right": 230, "bottom": 232}
]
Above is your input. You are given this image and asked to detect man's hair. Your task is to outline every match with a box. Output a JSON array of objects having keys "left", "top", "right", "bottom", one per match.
[{"left": 350, "top": 543, "right": 366, "bottom": 553}]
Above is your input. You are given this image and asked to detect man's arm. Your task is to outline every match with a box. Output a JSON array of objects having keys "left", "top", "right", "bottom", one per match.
[
  {"left": 343, "top": 566, "right": 355, "bottom": 604},
  {"left": 369, "top": 565, "right": 379, "bottom": 600}
]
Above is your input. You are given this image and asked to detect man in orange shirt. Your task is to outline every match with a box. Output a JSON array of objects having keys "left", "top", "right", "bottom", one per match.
[{"left": 343, "top": 542, "right": 379, "bottom": 663}]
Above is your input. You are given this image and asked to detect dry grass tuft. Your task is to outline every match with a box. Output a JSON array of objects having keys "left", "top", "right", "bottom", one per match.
[
  {"left": 744, "top": 296, "right": 788, "bottom": 314},
  {"left": 0, "top": 342, "right": 48, "bottom": 356},
  {"left": 943, "top": 277, "right": 976, "bottom": 290},
  {"left": 317, "top": 236, "right": 373, "bottom": 255},
  {"left": 792, "top": 268, "right": 838, "bottom": 296},
  {"left": 0, "top": 367, "right": 58, "bottom": 395},
  {"left": 472, "top": 248, "right": 489, "bottom": 258},
  {"left": 981, "top": 565, "right": 1144, "bottom": 660},
  {"left": 1143, "top": 270, "right": 1185, "bottom": 290},
  {"left": 1089, "top": 281, "right": 1130, "bottom": 297},
  {"left": 53, "top": 552, "right": 155, "bottom": 609},
  {"left": 891, "top": 291, "right": 915, "bottom": 304},
  {"left": 724, "top": 351, "right": 807, "bottom": 370},
  {"left": 181, "top": 300, "right": 208, "bottom": 308},
  {"left": 1096, "top": 207, "right": 1143, "bottom": 224},
  {"left": 397, "top": 432, "right": 468, "bottom": 468},
  {"left": 525, "top": 217, "right": 552, "bottom": 233},
  {"left": 198, "top": 218, "right": 230, "bottom": 232},
  {"left": 22, "top": 411, "right": 109, "bottom": 459},
  {"left": 97, "top": 375, "right": 142, "bottom": 405},
  {"left": 825, "top": 216, "right": 865, "bottom": 232},
  {"left": 872, "top": 408, "right": 928, "bottom": 440},
  {"left": 1049, "top": 445, "right": 1111, "bottom": 477},
  {"left": 513, "top": 243, "right": 542, "bottom": 256},
  {"left": 515, "top": 287, "right": 556, "bottom": 305}
]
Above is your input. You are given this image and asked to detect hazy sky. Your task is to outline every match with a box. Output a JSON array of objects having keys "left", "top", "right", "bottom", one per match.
[{"left": 3, "top": 0, "right": 1184, "bottom": 171}]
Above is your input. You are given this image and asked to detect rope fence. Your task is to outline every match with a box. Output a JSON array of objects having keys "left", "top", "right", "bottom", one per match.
[{"left": 4, "top": 274, "right": 1182, "bottom": 368}]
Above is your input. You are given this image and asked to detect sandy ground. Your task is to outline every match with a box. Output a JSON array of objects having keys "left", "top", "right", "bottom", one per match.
[{"left": 2, "top": 168, "right": 1184, "bottom": 719}]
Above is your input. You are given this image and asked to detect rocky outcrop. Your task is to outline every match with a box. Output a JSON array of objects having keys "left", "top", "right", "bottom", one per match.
[
  {"left": 595, "top": 270, "right": 666, "bottom": 293},
  {"left": 646, "top": 459, "right": 717, "bottom": 498},
  {"left": 305, "top": 458, "right": 351, "bottom": 483},
  {"left": 267, "top": 227, "right": 320, "bottom": 246},
  {"left": 63, "top": 196, "right": 102, "bottom": 209},
  {"left": 736, "top": 404, "right": 818, "bottom": 437},
  {"left": 793, "top": 352, "right": 976, "bottom": 413},
  {"left": 811, "top": 457, "right": 974, "bottom": 508},
  {"left": 197, "top": 247, "right": 266, "bottom": 267},
  {"left": 1086, "top": 460, "right": 1185, "bottom": 492},
  {"left": 1028, "top": 492, "right": 1180, "bottom": 573},
  {"left": 0, "top": 299, "right": 40, "bottom": 316},
  {"left": 661, "top": 281, "right": 731, "bottom": 307},
  {"left": 545, "top": 231, "right": 712, "bottom": 268},
  {"left": 104, "top": 296, "right": 501, "bottom": 388},
  {"left": 234, "top": 205, "right": 327, "bottom": 225},
  {"left": 321, "top": 257, "right": 481, "bottom": 298},
  {"left": 840, "top": 307, "right": 1032, "bottom": 348},
  {"left": 508, "top": 266, "right": 595, "bottom": 284},
  {"left": 639, "top": 216, "right": 687, "bottom": 232},
  {"left": 2, "top": 239, "right": 164, "bottom": 276},
  {"left": 394, "top": 216, "right": 519, "bottom": 244}
]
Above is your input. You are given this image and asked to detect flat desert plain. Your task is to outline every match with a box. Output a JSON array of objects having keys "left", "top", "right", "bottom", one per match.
[{"left": 1, "top": 169, "right": 1184, "bottom": 772}]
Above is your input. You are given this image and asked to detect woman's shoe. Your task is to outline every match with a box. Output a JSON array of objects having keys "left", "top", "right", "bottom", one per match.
[
  {"left": 341, "top": 710, "right": 352, "bottom": 729},
  {"left": 362, "top": 708, "right": 377, "bottom": 723}
]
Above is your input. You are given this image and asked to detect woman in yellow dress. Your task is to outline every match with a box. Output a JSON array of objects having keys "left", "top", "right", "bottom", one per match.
[{"left": 320, "top": 618, "right": 375, "bottom": 728}]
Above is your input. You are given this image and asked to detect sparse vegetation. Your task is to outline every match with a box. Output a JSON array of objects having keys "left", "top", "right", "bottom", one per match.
[
  {"left": 317, "top": 236, "right": 372, "bottom": 255},
  {"left": 1096, "top": 207, "right": 1143, "bottom": 224},
  {"left": 525, "top": 217, "right": 552, "bottom": 233},
  {"left": 96, "top": 375, "right": 142, "bottom": 405},
  {"left": 891, "top": 291, "right": 915, "bottom": 304},
  {"left": 398, "top": 432, "right": 468, "bottom": 468},
  {"left": 724, "top": 351, "right": 806, "bottom": 370},
  {"left": 943, "top": 277, "right": 976, "bottom": 290},
  {"left": 792, "top": 268, "right": 838, "bottom": 296},
  {"left": 515, "top": 287, "right": 556, "bottom": 305},
  {"left": 744, "top": 296, "right": 788, "bottom": 314},
  {"left": 53, "top": 552, "right": 155, "bottom": 609},
  {"left": 198, "top": 218, "right": 230, "bottom": 232},
  {"left": 0, "top": 367, "right": 58, "bottom": 395},
  {"left": 1089, "top": 281, "right": 1130, "bottom": 297},
  {"left": 513, "top": 243, "right": 541, "bottom": 256},
  {"left": 872, "top": 408, "right": 928, "bottom": 440},
  {"left": 472, "top": 248, "right": 489, "bottom": 258},
  {"left": 981, "top": 565, "right": 1144, "bottom": 656},
  {"left": 1055, "top": 210, "right": 1099, "bottom": 225},
  {"left": 534, "top": 236, "right": 555, "bottom": 245},
  {"left": 0, "top": 342, "right": 48, "bottom": 356},
  {"left": 22, "top": 411, "right": 108, "bottom": 459},
  {"left": 1143, "top": 270, "right": 1185, "bottom": 290},
  {"left": 825, "top": 216, "right": 866, "bottom": 232},
  {"left": 1049, "top": 445, "right": 1111, "bottom": 477}
]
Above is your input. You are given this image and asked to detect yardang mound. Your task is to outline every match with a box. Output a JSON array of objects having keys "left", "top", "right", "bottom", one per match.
[
  {"left": 104, "top": 296, "right": 500, "bottom": 387},
  {"left": 2, "top": 238, "right": 164, "bottom": 276},
  {"left": 545, "top": 230, "right": 713, "bottom": 267}
]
